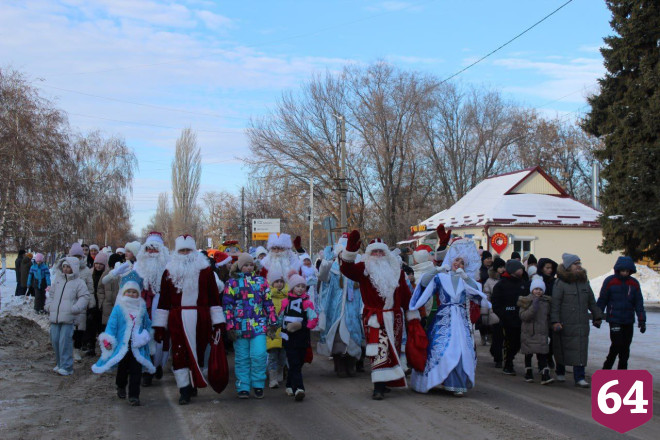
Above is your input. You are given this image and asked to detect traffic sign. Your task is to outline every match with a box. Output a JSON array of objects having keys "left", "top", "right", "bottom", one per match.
[{"left": 252, "top": 218, "right": 280, "bottom": 233}]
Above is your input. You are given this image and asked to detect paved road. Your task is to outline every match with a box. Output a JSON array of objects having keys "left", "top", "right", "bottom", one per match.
[{"left": 2, "top": 312, "right": 658, "bottom": 439}]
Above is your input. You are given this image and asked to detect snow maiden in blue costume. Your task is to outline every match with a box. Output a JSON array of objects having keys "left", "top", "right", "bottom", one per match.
[
  {"left": 409, "top": 238, "right": 490, "bottom": 396},
  {"left": 92, "top": 271, "right": 155, "bottom": 405},
  {"left": 316, "top": 234, "right": 364, "bottom": 377}
]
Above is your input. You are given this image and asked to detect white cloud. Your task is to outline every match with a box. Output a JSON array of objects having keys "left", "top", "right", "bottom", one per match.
[
  {"left": 0, "top": 0, "right": 353, "bottom": 233},
  {"left": 492, "top": 57, "right": 604, "bottom": 103},
  {"left": 196, "top": 10, "right": 234, "bottom": 29}
]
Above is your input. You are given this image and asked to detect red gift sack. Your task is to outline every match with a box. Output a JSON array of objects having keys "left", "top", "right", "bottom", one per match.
[
  {"left": 304, "top": 344, "right": 314, "bottom": 364},
  {"left": 405, "top": 318, "right": 429, "bottom": 372},
  {"left": 469, "top": 302, "right": 481, "bottom": 324},
  {"left": 208, "top": 330, "right": 229, "bottom": 394}
]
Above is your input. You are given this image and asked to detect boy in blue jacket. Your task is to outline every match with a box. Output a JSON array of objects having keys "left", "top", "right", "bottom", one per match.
[{"left": 596, "top": 256, "right": 646, "bottom": 370}]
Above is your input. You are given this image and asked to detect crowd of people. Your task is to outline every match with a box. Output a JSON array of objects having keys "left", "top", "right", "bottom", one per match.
[{"left": 14, "top": 224, "right": 648, "bottom": 407}]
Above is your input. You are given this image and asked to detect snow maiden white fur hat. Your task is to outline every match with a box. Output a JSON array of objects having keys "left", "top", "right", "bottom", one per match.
[
  {"left": 175, "top": 234, "right": 196, "bottom": 252},
  {"left": 267, "top": 233, "right": 292, "bottom": 250}
]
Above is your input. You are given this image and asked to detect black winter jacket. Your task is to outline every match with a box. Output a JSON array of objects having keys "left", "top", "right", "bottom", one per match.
[{"left": 491, "top": 272, "right": 528, "bottom": 328}]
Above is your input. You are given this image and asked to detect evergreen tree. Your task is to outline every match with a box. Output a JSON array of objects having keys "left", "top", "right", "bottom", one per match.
[{"left": 582, "top": 0, "right": 660, "bottom": 262}]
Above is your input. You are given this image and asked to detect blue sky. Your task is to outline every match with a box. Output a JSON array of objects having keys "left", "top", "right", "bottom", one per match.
[{"left": 1, "top": 0, "right": 612, "bottom": 234}]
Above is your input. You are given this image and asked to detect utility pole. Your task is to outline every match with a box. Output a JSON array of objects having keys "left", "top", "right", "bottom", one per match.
[
  {"left": 309, "top": 179, "right": 314, "bottom": 258},
  {"left": 334, "top": 114, "right": 348, "bottom": 233},
  {"left": 241, "top": 187, "right": 247, "bottom": 249}
]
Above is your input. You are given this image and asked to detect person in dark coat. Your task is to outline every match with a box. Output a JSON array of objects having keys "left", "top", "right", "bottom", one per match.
[
  {"left": 491, "top": 259, "right": 528, "bottom": 375},
  {"left": 479, "top": 251, "right": 493, "bottom": 284},
  {"left": 551, "top": 253, "right": 603, "bottom": 388},
  {"left": 19, "top": 253, "right": 33, "bottom": 296},
  {"left": 14, "top": 249, "right": 26, "bottom": 296},
  {"left": 596, "top": 256, "right": 646, "bottom": 370}
]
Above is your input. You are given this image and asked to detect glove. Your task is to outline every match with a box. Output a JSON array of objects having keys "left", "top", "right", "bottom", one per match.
[
  {"left": 154, "top": 327, "right": 165, "bottom": 343},
  {"left": 593, "top": 319, "right": 602, "bottom": 329},
  {"left": 286, "top": 321, "right": 303, "bottom": 333},
  {"left": 267, "top": 325, "right": 278, "bottom": 339},
  {"left": 436, "top": 224, "right": 452, "bottom": 249},
  {"left": 346, "top": 230, "right": 361, "bottom": 253},
  {"left": 639, "top": 322, "right": 646, "bottom": 334},
  {"left": 323, "top": 246, "right": 334, "bottom": 260},
  {"left": 455, "top": 268, "right": 469, "bottom": 280},
  {"left": 552, "top": 323, "right": 563, "bottom": 332},
  {"left": 227, "top": 330, "right": 238, "bottom": 342},
  {"left": 111, "top": 261, "right": 132, "bottom": 277},
  {"left": 102, "top": 339, "right": 112, "bottom": 350}
]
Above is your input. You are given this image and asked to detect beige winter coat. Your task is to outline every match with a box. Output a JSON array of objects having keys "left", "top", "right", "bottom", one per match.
[
  {"left": 45, "top": 257, "right": 90, "bottom": 325},
  {"left": 518, "top": 294, "right": 551, "bottom": 354},
  {"left": 100, "top": 271, "right": 121, "bottom": 325}
]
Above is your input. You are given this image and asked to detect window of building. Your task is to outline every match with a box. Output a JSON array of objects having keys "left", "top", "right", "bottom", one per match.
[{"left": 513, "top": 239, "right": 532, "bottom": 259}]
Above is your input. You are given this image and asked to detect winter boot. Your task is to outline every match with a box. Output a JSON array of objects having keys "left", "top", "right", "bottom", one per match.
[
  {"left": 128, "top": 397, "right": 140, "bottom": 406},
  {"left": 117, "top": 387, "right": 127, "bottom": 399},
  {"left": 345, "top": 356, "right": 357, "bottom": 377},
  {"left": 268, "top": 370, "right": 279, "bottom": 389},
  {"left": 541, "top": 368, "right": 554, "bottom": 385},
  {"left": 334, "top": 357, "right": 347, "bottom": 378},
  {"left": 524, "top": 368, "right": 534, "bottom": 383},
  {"left": 179, "top": 385, "right": 193, "bottom": 405},
  {"left": 155, "top": 366, "right": 163, "bottom": 380},
  {"left": 142, "top": 373, "right": 153, "bottom": 387},
  {"left": 294, "top": 389, "right": 305, "bottom": 401},
  {"left": 73, "top": 349, "right": 82, "bottom": 362}
]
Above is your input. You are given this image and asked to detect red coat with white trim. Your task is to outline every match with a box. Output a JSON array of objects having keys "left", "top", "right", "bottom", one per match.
[
  {"left": 339, "top": 255, "right": 417, "bottom": 387},
  {"left": 153, "top": 263, "right": 224, "bottom": 388}
]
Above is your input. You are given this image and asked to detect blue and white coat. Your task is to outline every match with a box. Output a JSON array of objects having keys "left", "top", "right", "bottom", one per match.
[
  {"left": 409, "top": 271, "right": 489, "bottom": 393},
  {"left": 92, "top": 298, "right": 156, "bottom": 374}
]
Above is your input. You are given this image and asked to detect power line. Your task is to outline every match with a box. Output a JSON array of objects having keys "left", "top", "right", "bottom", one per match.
[{"left": 440, "top": 0, "right": 574, "bottom": 84}]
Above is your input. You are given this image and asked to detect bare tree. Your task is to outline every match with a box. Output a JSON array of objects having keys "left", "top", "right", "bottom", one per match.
[
  {"left": 143, "top": 192, "right": 174, "bottom": 246},
  {"left": 171, "top": 128, "right": 201, "bottom": 243}
]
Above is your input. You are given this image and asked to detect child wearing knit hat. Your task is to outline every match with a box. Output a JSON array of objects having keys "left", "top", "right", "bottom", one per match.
[
  {"left": 27, "top": 253, "right": 51, "bottom": 313},
  {"left": 223, "top": 253, "right": 277, "bottom": 399},
  {"left": 275, "top": 272, "right": 318, "bottom": 401},
  {"left": 517, "top": 276, "right": 553, "bottom": 385}
]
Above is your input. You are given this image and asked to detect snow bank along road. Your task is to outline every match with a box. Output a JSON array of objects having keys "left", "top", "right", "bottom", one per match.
[{"left": 0, "top": 313, "right": 658, "bottom": 440}]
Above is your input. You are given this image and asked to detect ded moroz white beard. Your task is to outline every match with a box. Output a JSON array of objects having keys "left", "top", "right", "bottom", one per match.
[
  {"left": 364, "top": 253, "right": 401, "bottom": 301},
  {"left": 135, "top": 245, "right": 170, "bottom": 294},
  {"left": 165, "top": 251, "right": 209, "bottom": 294},
  {"left": 262, "top": 250, "right": 301, "bottom": 279}
]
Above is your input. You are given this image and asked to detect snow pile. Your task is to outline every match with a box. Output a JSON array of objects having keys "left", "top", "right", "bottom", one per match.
[
  {"left": 0, "top": 268, "right": 50, "bottom": 330},
  {"left": 590, "top": 264, "right": 660, "bottom": 303}
]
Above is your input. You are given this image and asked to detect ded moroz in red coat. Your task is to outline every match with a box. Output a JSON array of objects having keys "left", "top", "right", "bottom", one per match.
[
  {"left": 152, "top": 252, "right": 225, "bottom": 389},
  {"left": 340, "top": 245, "right": 419, "bottom": 387}
]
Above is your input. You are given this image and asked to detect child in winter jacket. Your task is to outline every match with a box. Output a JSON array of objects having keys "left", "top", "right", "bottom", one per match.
[
  {"left": 223, "top": 253, "right": 277, "bottom": 399},
  {"left": 596, "top": 256, "right": 646, "bottom": 370},
  {"left": 266, "top": 271, "right": 288, "bottom": 389},
  {"left": 92, "top": 272, "right": 155, "bottom": 406},
  {"left": 27, "top": 253, "right": 51, "bottom": 313},
  {"left": 45, "top": 257, "right": 90, "bottom": 376},
  {"left": 275, "top": 273, "right": 318, "bottom": 401},
  {"left": 518, "top": 276, "right": 553, "bottom": 385}
]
